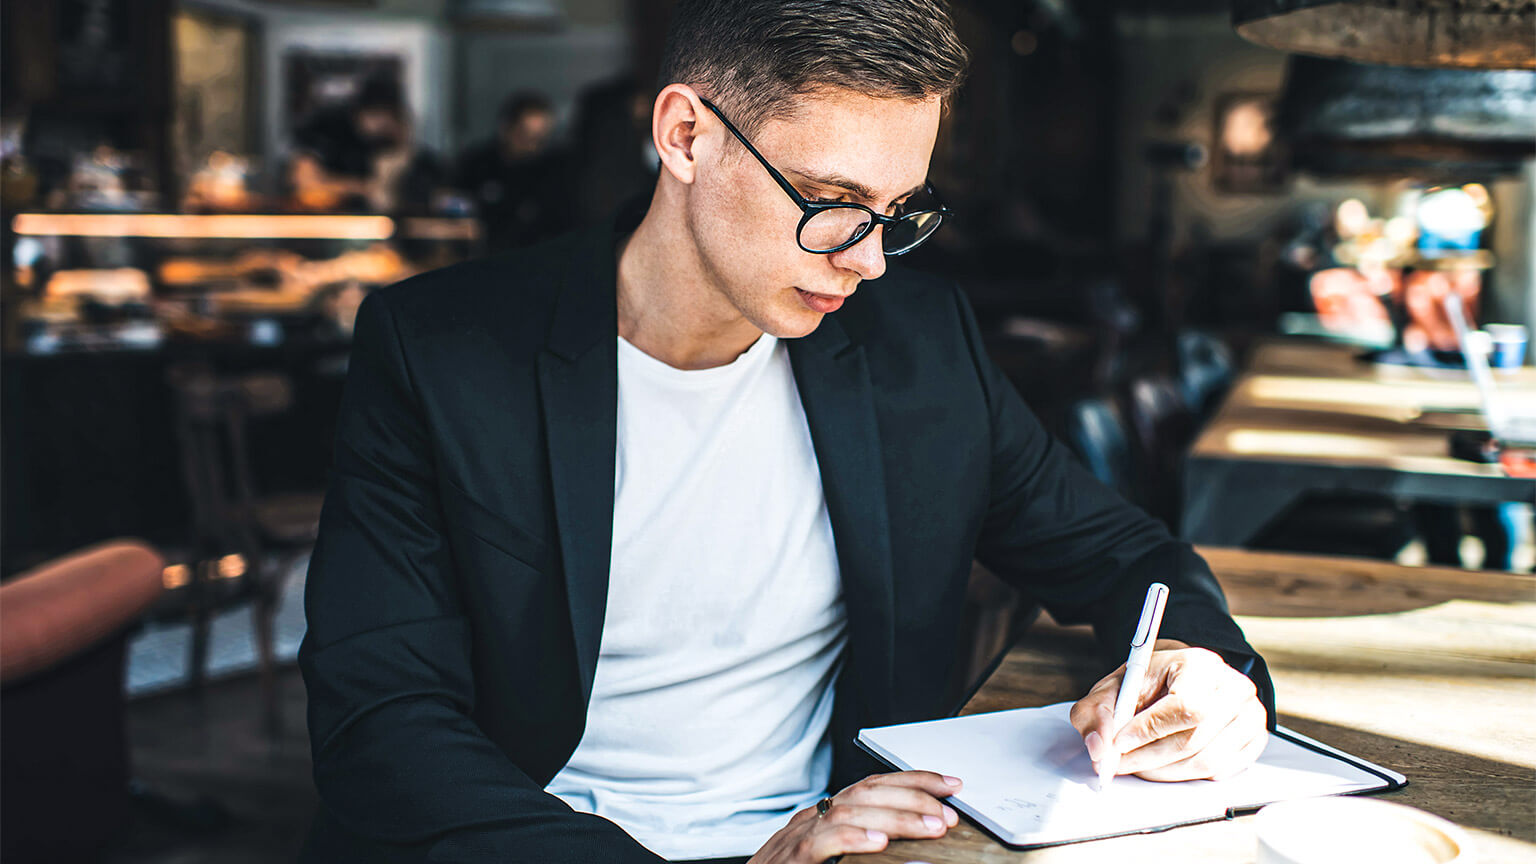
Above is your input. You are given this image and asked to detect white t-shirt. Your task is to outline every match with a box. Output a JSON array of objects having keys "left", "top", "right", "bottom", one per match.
[{"left": 545, "top": 332, "right": 848, "bottom": 860}]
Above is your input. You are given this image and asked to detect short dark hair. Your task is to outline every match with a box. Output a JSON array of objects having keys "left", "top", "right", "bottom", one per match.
[
  {"left": 499, "top": 91, "right": 554, "bottom": 126},
  {"left": 657, "top": 0, "right": 969, "bottom": 137},
  {"left": 356, "top": 76, "right": 404, "bottom": 116}
]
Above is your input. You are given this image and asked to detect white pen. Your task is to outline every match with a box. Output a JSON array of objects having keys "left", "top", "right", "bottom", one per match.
[{"left": 1097, "top": 582, "right": 1170, "bottom": 793}]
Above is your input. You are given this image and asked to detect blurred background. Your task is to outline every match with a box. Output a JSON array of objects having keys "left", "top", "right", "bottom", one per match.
[{"left": 0, "top": 0, "right": 1531, "bottom": 861}]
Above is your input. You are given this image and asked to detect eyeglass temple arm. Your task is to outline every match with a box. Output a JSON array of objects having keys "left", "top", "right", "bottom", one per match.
[
  {"left": 701, "top": 97, "right": 951, "bottom": 230},
  {"left": 698, "top": 98, "right": 814, "bottom": 210}
]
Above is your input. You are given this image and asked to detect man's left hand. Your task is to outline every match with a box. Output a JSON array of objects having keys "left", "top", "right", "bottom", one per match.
[{"left": 1068, "top": 641, "right": 1268, "bottom": 782}]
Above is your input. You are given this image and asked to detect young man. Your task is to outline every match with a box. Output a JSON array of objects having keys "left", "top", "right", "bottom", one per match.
[{"left": 299, "top": 1, "right": 1272, "bottom": 861}]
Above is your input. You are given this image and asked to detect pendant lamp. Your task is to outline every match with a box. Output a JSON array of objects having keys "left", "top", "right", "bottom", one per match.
[{"left": 1234, "top": 0, "right": 1535, "bottom": 70}]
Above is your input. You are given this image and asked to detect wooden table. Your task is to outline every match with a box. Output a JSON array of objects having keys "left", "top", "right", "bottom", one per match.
[
  {"left": 861, "top": 547, "right": 1536, "bottom": 863},
  {"left": 1182, "top": 339, "right": 1536, "bottom": 546}
]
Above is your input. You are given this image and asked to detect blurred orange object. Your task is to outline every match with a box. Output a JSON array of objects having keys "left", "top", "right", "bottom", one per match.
[
  {"left": 183, "top": 151, "right": 255, "bottom": 212},
  {"left": 1499, "top": 447, "right": 1536, "bottom": 478},
  {"left": 44, "top": 268, "right": 152, "bottom": 304},
  {"left": 0, "top": 540, "right": 165, "bottom": 685},
  {"left": 0, "top": 539, "right": 165, "bottom": 862}
]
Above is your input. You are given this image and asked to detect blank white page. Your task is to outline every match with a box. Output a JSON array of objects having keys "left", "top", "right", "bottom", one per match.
[{"left": 857, "top": 702, "right": 1404, "bottom": 848}]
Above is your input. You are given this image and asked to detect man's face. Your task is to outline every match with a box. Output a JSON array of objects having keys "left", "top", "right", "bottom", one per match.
[
  {"left": 687, "top": 88, "right": 941, "bottom": 339},
  {"left": 356, "top": 109, "right": 404, "bottom": 147},
  {"left": 503, "top": 110, "right": 554, "bottom": 159}
]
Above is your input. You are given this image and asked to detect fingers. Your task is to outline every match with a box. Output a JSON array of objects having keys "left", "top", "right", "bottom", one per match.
[
  {"left": 847, "top": 769, "right": 963, "bottom": 800},
  {"left": 1132, "top": 699, "right": 1270, "bottom": 782},
  {"left": 1076, "top": 646, "right": 1267, "bottom": 783},
  {"left": 1070, "top": 653, "right": 1173, "bottom": 740},
  {"left": 1111, "top": 649, "right": 1253, "bottom": 755},
  {"left": 1072, "top": 667, "right": 1129, "bottom": 773},
  {"left": 819, "top": 802, "right": 956, "bottom": 839},
  {"left": 834, "top": 771, "right": 961, "bottom": 832},
  {"left": 1113, "top": 679, "right": 1264, "bottom": 780},
  {"left": 1083, "top": 701, "right": 1117, "bottom": 777},
  {"left": 1072, "top": 660, "right": 1163, "bottom": 778},
  {"left": 754, "top": 771, "right": 967, "bottom": 864},
  {"left": 836, "top": 781, "right": 958, "bottom": 824},
  {"left": 768, "top": 771, "right": 962, "bottom": 862},
  {"left": 793, "top": 824, "right": 891, "bottom": 862},
  {"left": 1069, "top": 666, "right": 1125, "bottom": 737},
  {"left": 1112, "top": 692, "right": 1212, "bottom": 770}
]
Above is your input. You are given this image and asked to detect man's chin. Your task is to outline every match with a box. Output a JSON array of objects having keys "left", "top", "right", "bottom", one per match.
[{"left": 762, "top": 310, "right": 827, "bottom": 340}]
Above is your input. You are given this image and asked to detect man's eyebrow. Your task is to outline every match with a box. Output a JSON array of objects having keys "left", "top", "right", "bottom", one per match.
[{"left": 787, "top": 168, "right": 925, "bottom": 204}]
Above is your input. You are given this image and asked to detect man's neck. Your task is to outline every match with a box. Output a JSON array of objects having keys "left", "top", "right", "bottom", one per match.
[{"left": 615, "top": 206, "right": 764, "bottom": 371}]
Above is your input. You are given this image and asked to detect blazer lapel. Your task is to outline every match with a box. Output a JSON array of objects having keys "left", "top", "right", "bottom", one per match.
[
  {"left": 789, "top": 316, "right": 896, "bottom": 725},
  {"left": 537, "top": 229, "right": 620, "bottom": 705}
]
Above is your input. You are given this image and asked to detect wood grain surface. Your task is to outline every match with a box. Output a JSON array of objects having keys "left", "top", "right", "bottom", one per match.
[
  {"left": 1191, "top": 340, "right": 1536, "bottom": 472},
  {"left": 1181, "top": 339, "right": 1535, "bottom": 546},
  {"left": 856, "top": 547, "right": 1536, "bottom": 863}
]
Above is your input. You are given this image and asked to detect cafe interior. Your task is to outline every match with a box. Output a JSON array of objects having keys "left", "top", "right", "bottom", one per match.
[{"left": 0, "top": 0, "right": 1531, "bottom": 862}]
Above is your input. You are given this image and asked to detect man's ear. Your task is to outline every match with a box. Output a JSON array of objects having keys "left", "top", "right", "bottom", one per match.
[{"left": 652, "top": 84, "right": 709, "bottom": 185}]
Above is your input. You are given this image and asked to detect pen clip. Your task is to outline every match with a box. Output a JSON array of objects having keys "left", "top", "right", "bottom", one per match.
[{"left": 1130, "top": 583, "right": 1170, "bottom": 648}]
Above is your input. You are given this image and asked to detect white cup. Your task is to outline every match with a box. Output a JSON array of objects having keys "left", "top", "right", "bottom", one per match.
[
  {"left": 1255, "top": 797, "right": 1471, "bottom": 864},
  {"left": 1485, "top": 323, "right": 1528, "bottom": 370}
]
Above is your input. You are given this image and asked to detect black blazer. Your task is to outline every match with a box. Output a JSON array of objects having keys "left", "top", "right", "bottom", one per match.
[{"left": 298, "top": 221, "right": 1274, "bottom": 863}]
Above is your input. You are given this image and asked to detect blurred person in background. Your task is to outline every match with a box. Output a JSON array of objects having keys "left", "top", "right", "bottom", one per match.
[
  {"left": 1310, "top": 265, "right": 1483, "bottom": 354},
  {"left": 568, "top": 77, "right": 661, "bottom": 226},
  {"left": 288, "top": 76, "right": 444, "bottom": 214},
  {"left": 455, "top": 91, "right": 572, "bottom": 250}
]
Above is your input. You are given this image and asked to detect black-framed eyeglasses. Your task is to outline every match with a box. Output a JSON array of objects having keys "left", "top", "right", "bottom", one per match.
[{"left": 699, "top": 98, "right": 951, "bottom": 256}]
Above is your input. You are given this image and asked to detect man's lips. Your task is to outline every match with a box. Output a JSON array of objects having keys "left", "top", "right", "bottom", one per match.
[{"left": 796, "top": 287, "right": 848, "bottom": 314}]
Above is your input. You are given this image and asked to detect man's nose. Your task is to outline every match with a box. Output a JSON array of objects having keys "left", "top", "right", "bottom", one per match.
[{"left": 829, "top": 225, "right": 887, "bottom": 282}]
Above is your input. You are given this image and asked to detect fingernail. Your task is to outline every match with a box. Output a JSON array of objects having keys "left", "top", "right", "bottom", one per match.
[
  {"left": 943, "top": 774, "right": 962, "bottom": 787},
  {"left": 923, "top": 814, "right": 944, "bottom": 832},
  {"left": 943, "top": 804, "right": 958, "bottom": 825},
  {"left": 1085, "top": 730, "right": 1104, "bottom": 759},
  {"left": 866, "top": 829, "right": 887, "bottom": 842}
]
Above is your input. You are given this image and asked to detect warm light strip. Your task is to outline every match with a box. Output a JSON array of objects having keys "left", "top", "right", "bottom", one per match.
[
  {"left": 399, "top": 217, "right": 482, "bottom": 241},
  {"left": 1225, "top": 429, "right": 1411, "bottom": 458},
  {"left": 11, "top": 213, "right": 396, "bottom": 240},
  {"left": 1247, "top": 375, "right": 1483, "bottom": 411}
]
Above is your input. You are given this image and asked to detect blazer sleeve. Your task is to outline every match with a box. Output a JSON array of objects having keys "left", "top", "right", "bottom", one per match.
[
  {"left": 950, "top": 287, "right": 1277, "bottom": 727},
  {"left": 299, "top": 290, "right": 665, "bottom": 862}
]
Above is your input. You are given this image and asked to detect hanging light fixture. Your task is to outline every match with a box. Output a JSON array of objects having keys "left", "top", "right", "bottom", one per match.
[
  {"left": 1278, "top": 56, "right": 1536, "bottom": 177},
  {"left": 1233, "top": 0, "right": 1535, "bottom": 70}
]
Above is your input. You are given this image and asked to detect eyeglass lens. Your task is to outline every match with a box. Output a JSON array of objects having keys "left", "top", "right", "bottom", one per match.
[
  {"left": 882, "top": 211, "right": 942, "bottom": 254},
  {"left": 799, "top": 208, "right": 944, "bottom": 254}
]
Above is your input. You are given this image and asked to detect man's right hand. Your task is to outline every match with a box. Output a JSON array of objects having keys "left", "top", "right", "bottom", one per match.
[{"left": 748, "top": 771, "right": 961, "bottom": 863}]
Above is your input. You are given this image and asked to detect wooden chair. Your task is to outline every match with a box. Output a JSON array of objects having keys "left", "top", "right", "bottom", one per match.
[
  {"left": 1176, "top": 330, "right": 1234, "bottom": 421},
  {"left": 167, "top": 365, "right": 323, "bottom": 734},
  {"left": 1126, "top": 374, "right": 1197, "bottom": 531},
  {"left": 1062, "top": 395, "right": 1136, "bottom": 500}
]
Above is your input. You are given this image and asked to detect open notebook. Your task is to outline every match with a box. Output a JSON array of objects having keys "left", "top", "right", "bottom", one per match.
[{"left": 857, "top": 702, "right": 1405, "bottom": 849}]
